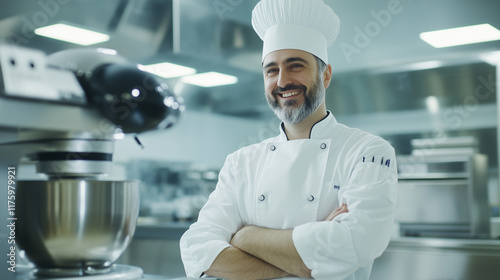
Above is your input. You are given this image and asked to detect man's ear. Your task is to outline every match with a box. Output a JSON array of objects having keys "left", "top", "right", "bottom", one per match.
[{"left": 323, "top": 64, "right": 333, "bottom": 89}]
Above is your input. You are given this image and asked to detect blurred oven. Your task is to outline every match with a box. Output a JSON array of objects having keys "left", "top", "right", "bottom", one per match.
[{"left": 395, "top": 154, "right": 490, "bottom": 238}]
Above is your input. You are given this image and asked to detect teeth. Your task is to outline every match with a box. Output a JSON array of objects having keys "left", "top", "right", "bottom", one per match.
[{"left": 282, "top": 91, "right": 300, "bottom": 98}]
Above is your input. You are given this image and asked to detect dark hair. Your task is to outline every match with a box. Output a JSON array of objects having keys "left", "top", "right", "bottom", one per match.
[{"left": 315, "top": 56, "right": 327, "bottom": 74}]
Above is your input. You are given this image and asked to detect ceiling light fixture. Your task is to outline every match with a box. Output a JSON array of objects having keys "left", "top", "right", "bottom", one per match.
[
  {"left": 479, "top": 50, "right": 500, "bottom": 65},
  {"left": 181, "top": 72, "right": 238, "bottom": 87},
  {"left": 420, "top": 24, "right": 500, "bottom": 48},
  {"left": 138, "top": 62, "right": 197, "bottom": 79},
  {"left": 406, "top": 60, "right": 443, "bottom": 71},
  {"left": 34, "top": 23, "right": 110, "bottom": 46},
  {"left": 425, "top": 96, "right": 440, "bottom": 114},
  {"left": 97, "top": 48, "right": 118, "bottom": 55}
]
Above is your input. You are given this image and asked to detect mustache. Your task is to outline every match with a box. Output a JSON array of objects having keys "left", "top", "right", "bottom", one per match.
[{"left": 272, "top": 84, "right": 307, "bottom": 95}]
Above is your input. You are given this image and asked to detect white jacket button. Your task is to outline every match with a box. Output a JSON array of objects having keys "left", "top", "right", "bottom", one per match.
[
  {"left": 258, "top": 194, "right": 266, "bottom": 201},
  {"left": 270, "top": 145, "right": 276, "bottom": 151},
  {"left": 307, "top": 195, "right": 315, "bottom": 202},
  {"left": 320, "top": 143, "right": 327, "bottom": 149}
]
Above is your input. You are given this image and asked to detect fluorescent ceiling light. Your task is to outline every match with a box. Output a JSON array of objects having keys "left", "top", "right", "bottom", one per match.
[
  {"left": 425, "top": 96, "right": 440, "bottom": 114},
  {"left": 138, "top": 62, "right": 196, "bottom": 78},
  {"left": 97, "top": 48, "right": 118, "bottom": 55},
  {"left": 406, "top": 60, "right": 443, "bottom": 71},
  {"left": 420, "top": 24, "right": 500, "bottom": 48},
  {"left": 181, "top": 72, "right": 238, "bottom": 87},
  {"left": 480, "top": 51, "right": 500, "bottom": 65},
  {"left": 34, "top": 23, "right": 109, "bottom": 46}
]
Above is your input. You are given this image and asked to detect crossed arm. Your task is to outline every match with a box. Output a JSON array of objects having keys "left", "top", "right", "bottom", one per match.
[{"left": 204, "top": 204, "right": 349, "bottom": 280}]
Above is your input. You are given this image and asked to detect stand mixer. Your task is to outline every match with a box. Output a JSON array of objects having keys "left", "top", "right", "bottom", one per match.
[{"left": 0, "top": 44, "right": 184, "bottom": 280}]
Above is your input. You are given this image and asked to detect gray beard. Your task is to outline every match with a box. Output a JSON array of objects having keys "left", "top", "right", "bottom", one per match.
[{"left": 266, "top": 76, "right": 325, "bottom": 124}]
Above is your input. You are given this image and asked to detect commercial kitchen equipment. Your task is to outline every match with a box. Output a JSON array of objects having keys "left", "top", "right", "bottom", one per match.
[
  {"left": 371, "top": 236, "right": 500, "bottom": 279},
  {"left": 395, "top": 150, "right": 490, "bottom": 238},
  {"left": 0, "top": 44, "right": 186, "bottom": 280}
]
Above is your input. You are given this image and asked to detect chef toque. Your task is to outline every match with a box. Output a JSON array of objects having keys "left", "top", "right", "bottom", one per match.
[{"left": 252, "top": 0, "right": 340, "bottom": 65}]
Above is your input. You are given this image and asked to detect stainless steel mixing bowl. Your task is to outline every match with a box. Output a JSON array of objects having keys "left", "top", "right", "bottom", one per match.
[{"left": 16, "top": 179, "right": 140, "bottom": 273}]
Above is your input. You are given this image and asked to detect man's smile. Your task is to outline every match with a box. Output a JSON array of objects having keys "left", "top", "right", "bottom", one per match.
[
  {"left": 278, "top": 90, "right": 302, "bottom": 98},
  {"left": 273, "top": 84, "right": 307, "bottom": 102}
]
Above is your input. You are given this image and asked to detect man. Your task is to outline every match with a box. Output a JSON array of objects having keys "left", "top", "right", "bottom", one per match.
[{"left": 180, "top": 0, "right": 398, "bottom": 279}]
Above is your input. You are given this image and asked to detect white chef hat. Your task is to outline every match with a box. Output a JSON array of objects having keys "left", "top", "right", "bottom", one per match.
[{"left": 252, "top": 0, "right": 340, "bottom": 64}]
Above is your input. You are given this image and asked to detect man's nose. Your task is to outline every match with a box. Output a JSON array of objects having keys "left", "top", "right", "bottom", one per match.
[{"left": 277, "top": 70, "right": 292, "bottom": 88}]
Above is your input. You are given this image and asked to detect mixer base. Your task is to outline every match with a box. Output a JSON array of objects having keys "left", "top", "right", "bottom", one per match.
[{"left": 15, "top": 264, "right": 143, "bottom": 280}]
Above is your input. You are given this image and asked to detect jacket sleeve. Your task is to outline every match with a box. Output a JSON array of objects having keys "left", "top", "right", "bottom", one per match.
[
  {"left": 292, "top": 140, "right": 398, "bottom": 280},
  {"left": 179, "top": 153, "right": 243, "bottom": 278}
]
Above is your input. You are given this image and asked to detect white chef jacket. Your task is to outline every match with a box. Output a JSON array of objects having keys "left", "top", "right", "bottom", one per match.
[{"left": 180, "top": 112, "right": 398, "bottom": 280}]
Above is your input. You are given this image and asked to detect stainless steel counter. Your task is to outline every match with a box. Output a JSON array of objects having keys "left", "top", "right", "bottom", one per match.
[
  {"left": 117, "top": 222, "right": 192, "bottom": 278},
  {"left": 133, "top": 221, "right": 191, "bottom": 240},
  {"left": 371, "top": 237, "right": 500, "bottom": 280},
  {"left": 127, "top": 223, "right": 500, "bottom": 279}
]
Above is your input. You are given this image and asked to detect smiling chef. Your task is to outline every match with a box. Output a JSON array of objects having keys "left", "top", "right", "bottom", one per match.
[{"left": 180, "top": 0, "right": 398, "bottom": 279}]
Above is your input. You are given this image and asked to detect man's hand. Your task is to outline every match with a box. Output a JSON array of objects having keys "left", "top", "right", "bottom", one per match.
[
  {"left": 205, "top": 247, "right": 291, "bottom": 280},
  {"left": 324, "top": 203, "right": 348, "bottom": 221},
  {"left": 230, "top": 226, "right": 312, "bottom": 278},
  {"left": 207, "top": 204, "right": 348, "bottom": 279}
]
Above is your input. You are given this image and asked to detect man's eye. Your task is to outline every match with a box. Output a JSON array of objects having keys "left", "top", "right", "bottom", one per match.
[
  {"left": 267, "top": 68, "right": 278, "bottom": 74},
  {"left": 290, "top": 64, "right": 304, "bottom": 69}
]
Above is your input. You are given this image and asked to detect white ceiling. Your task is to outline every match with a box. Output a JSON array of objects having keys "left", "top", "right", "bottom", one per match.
[
  {"left": 222, "top": 0, "right": 500, "bottom": 73},
  {"left": 329, "top": 0, "right": 500, "bottom": 73},
  {"left": 1, "top": 0, "right": 499, "bottom": 74}
]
